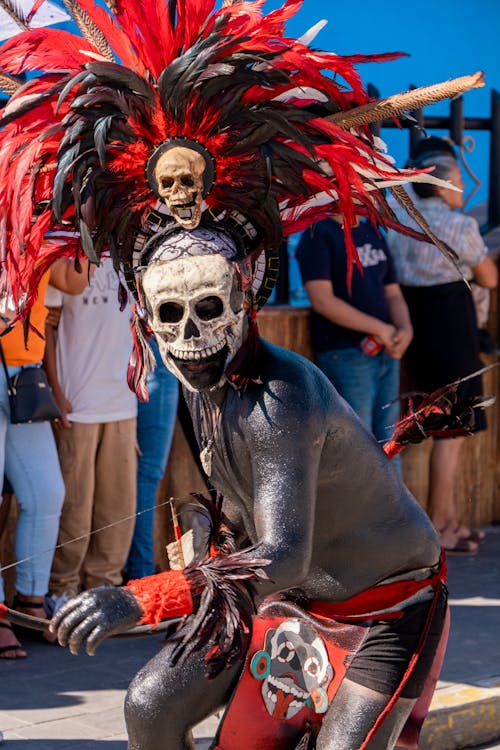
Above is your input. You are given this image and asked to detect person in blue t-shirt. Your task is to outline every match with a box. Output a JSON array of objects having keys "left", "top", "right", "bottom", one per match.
[{"left": 296, "top": 217, "right": 413, "bottom": 452}]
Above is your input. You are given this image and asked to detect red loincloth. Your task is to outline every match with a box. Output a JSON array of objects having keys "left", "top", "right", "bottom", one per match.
[{"left": 214, "top": 560, "right": 448, "bottom": 750}]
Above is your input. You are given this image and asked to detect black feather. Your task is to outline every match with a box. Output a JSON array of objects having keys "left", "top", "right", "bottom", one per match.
[
  {"left": 93, "top": 115, "right": 115, "bottom": 166},
  {"left": 52, "top": 143, "right": 81, "bottom": 221},
  {"left": 56, "top": 70, "right": 96, "bottom": 113},
  {"left": 78, "top": 218, "right": 99, "bottom": 264},
  {"left": 85, "top": 61, "right": 155, "bottom": 104},
  {"left": 170, "top": 552, "right": 270, "bottom": 677}
]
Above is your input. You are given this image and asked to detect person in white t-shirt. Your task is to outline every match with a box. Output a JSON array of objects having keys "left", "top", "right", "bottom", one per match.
[{"left": 44, "top": 256, "right": 137, "bottom": 602}]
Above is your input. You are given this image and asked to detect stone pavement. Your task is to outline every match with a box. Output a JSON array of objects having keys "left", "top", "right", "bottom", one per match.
[
  {"left": 419, "top": 525, "right": 500, "bottom": 750},
  {"left": 0, "top": 527, "right": 499, "bottom": 749}
]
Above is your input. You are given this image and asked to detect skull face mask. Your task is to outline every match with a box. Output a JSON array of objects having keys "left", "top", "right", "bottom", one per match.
[{"left": 141, "top": 229, "right": 246, "bottom": 391}]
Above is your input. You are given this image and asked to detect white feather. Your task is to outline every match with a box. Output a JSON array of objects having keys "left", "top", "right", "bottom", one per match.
[
  {"left": 297, "top": 20, "right": 328, "bottom": 46},
  {"left": 4, "top": 94, "right": 41, "bottom": 116},
  {"left": 79, "top": 49, "right": 113, "bottom": 62},
  {"left": 273, "top": 86, "right": 328, "bottom": 103}
]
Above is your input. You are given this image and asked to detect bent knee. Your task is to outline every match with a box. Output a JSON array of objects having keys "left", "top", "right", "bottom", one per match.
[
  {"left": 125, "top": 666, "right": 184, "bottom": 727},
  {"left": 125, "top": 670, "right": 189, "bottom": 748}
]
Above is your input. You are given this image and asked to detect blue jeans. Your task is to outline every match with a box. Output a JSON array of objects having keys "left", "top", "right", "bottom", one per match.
[
  {"left": 126, "top": 340, "right": 179, "bottom": 579},
  {"left": 0, "top": 365, "right": 65, "bottom": 601},
  {"left": 315, "top": 347, "right": 401, "bottom": 465}
]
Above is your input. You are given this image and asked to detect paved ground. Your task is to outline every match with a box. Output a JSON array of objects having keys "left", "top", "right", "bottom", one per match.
[
  {"left": 418, "top": 526, "right": 500, "bottom": 750},
  {"left": 1, "top": 527, "right": 499, "bottom": 749}
]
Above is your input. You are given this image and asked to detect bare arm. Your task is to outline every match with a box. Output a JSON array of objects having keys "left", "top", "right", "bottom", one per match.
[
  {"left": 471, "top": 256, "right": 498, "bottom": 289},
  {"left": 304, "top": 279, "right": 396, "bottom": 349},
  {"left": 49, "top": 257, "right": 96, "bottom": 295},
  {"left": 43, "top": 309, "right": 73, "bottom": 428},
  {"left": 384, "top": 283, "right": 413, "bottom": 360},
  {"left": 244, "top": 383, "right": 324, "bottom": 594}
]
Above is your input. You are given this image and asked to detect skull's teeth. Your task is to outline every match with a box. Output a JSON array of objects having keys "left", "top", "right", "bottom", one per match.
[{"left": 169, "top": 339, "right": 226, "bottom": 360}]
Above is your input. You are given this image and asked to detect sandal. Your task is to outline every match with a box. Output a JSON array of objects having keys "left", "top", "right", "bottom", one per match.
[
  {"left": 437, "top": 525, "right": 479, "bottom": 556},
  {"left": 440, "top": 536, "right": 479, "bottom": 556},
  {"left": 0, "top": 620, "right": 27, "bottom": 659},
  {"left": 12, "top": 595, "right": 57, "bottom": 644},
  {"left": 452, "top": 525, "right": 486, "bottom": 544}
]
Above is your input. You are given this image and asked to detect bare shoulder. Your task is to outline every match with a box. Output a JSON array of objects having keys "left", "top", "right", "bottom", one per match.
[{"left": 241, "top": 339, "right": 343, "bottom": 436}]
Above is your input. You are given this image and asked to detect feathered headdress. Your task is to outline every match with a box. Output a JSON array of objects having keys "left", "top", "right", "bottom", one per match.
[{"left": 0, "top": 0, "right": 484, "bottom": 317}]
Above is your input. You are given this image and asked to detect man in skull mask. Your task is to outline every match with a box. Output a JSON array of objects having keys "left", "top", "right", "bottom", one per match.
[
  {"left": 50, "top": 221, "right": 448, "bottom": 750},
  {"left": 1, "top": 0, "right": 476, "bottom": 745}
]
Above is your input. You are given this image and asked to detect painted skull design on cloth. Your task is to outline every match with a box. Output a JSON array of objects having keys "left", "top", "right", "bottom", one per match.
[
  {"left": 154, "top": 146, "right": 206, "bottom": 229},
  {"left": 141, "top": 228, "right": 246, "bottom": 391},
  {"left": 250, "top": 619, "right": 334, "bottom": 720}
]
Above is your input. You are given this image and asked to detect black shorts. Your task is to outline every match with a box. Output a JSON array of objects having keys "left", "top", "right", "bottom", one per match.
[{"left": 345, "top": 586, "right": 448, "bottom": 699}]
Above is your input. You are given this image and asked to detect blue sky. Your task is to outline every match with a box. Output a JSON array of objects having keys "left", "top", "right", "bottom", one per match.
[{"left": 278, "top": 0, "right": 500, "bottom": 208}]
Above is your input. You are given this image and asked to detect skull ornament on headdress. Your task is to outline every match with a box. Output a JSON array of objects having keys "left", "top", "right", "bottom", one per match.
[
  {"left": 146, "top": 140, "right": 216, "bottom": 231},
  {"left": 140, "top": 227, "right": 247, "bottom": 391}
]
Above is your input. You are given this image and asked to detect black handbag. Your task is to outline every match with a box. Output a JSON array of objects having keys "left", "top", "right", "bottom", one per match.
[{"left": 0, "top": 341, "right": 61, "bottom": 424}]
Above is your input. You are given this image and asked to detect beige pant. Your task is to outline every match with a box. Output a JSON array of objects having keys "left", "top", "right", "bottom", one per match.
[{"left": 50, "top": 418, "right": 137, "bottom": 595}]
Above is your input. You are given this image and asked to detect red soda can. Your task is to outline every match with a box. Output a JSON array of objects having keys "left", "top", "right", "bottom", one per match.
[{"left": 361, "top": 334, "right": 383, "bottom": 356}]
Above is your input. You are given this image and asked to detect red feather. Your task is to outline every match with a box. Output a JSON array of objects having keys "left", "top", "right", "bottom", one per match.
[
  {"left": 384, "top": 368, "right": 495, "bottom": 458},
  {"left": 26, "top": 0, "right": 46, "bottom": 23},
  {"left": 0, "top": 29, "right": 95, "bottom": 73}
]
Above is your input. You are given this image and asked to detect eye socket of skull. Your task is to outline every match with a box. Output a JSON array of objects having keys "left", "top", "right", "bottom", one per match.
[
  {"left": 195, "top": 296, "right": 223, "bottom": 321},
  {"left": 277, "top": 641, "right": 296, "bottom": 663},
  {"left": 304, "top": 655, "right": 321, "bottom": 676},
  {"left": 159, "top": 301, "right": 184, "bottom": 323}
]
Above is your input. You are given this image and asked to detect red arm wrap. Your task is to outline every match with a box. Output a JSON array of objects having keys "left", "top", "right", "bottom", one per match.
[
  {"left": 125, "top": 570, "right": 193, "bottom": 626},
  {"left": 0, "top": 602, "right": 7, "bottom": 620}
]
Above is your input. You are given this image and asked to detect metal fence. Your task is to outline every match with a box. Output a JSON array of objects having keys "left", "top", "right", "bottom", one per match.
[{"left": 368, "top": 84, "right": 500, "bottom": 231}]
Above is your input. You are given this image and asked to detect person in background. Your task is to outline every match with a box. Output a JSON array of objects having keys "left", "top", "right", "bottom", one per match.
[
  {"left": 386, "top": 141, "right": 498, "bottom": 555},
  {"left": 124, "top": 340, "right": 178, "bottom": 581},
  {"left": 0, "top": 259, "right": 88, "bottom": 658},
  {"left": 296, "top": 216, "right": 413, "bottom": 462},
  {"left": 408, "top": 136, "right": 500, "bottom": 356},
  {"left": 44, "top": 256, "right": 137, "bottom": 610}
]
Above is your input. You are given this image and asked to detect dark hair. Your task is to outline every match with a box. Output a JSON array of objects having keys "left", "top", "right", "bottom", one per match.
[
  {"left": 411, "top": 136, "right": 457, "bottom": 163},
  {"left": 407, "top": 140, "right": 458, "bottom": 199}
]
